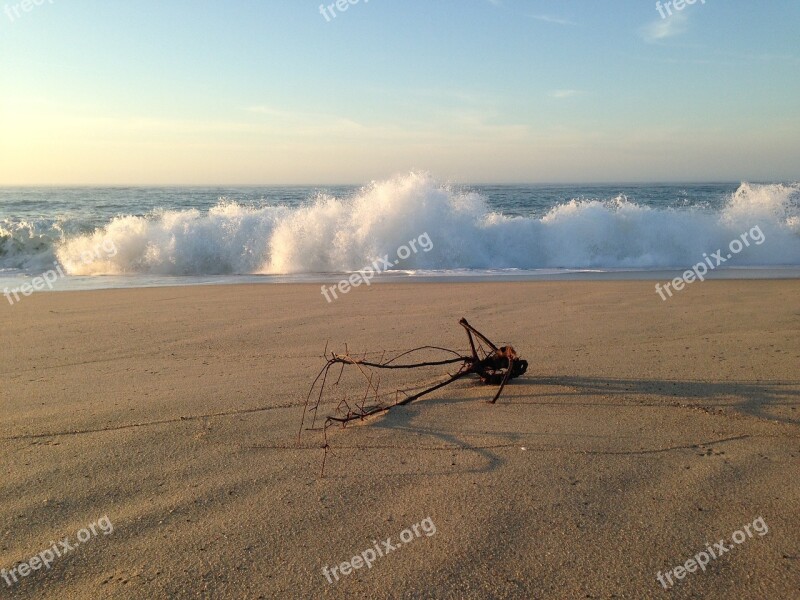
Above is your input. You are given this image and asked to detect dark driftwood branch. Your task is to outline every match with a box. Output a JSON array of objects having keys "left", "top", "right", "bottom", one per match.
[{"left": 298, "top": 319, "right": 528, "bottom": 474}]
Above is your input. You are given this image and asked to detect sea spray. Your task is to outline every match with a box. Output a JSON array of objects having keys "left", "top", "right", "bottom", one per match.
[{"left": 3, "top": 174, "right": 799, "bottom": 276}]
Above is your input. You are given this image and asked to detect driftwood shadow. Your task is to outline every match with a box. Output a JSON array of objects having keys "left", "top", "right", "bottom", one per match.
[
  {"left": 513, "top": 376, "right": 800, "bottom": 426},
  {"left": 350, "top": 374, "right": 799, "bottom": 475},
  {"left": 367, "top": 404, "right": 510, "bottom": 475}
]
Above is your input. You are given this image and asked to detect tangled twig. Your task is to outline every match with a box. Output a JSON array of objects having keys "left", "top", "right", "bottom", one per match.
[{"left": 298, "top": 318, "right": 528, "bottom": 475}]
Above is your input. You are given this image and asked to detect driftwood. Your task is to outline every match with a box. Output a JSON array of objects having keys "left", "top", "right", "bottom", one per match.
[{"left": 299, "top": 318, "right": 528, "bottom": 474}]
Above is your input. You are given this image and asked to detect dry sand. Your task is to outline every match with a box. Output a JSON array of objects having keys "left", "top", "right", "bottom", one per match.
[{"left": 1, "top": 280, "right": 798, "bottom": 599}]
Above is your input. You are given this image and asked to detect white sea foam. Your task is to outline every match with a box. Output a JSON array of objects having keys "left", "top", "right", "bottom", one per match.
[{"left": 3, "top": 174, "right": 799, "bottom": 276}]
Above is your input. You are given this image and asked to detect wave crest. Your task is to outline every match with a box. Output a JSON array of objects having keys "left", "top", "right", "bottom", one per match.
[{"left": 6, "top": 174, "right": 799, "bottom": 275}]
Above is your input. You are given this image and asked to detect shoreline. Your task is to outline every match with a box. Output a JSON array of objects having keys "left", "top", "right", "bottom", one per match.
[{"left": 2, "top": 266, "right": 800, "bottom": 297}]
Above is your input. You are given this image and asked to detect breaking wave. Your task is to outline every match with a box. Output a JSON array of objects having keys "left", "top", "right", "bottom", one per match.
[{"left": 2, "top": 173, "right": 799, "bottom": 276}]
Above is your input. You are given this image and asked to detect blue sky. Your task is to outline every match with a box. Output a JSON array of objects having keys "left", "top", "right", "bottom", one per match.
[{"left": 0, "top": 0, "right": 798, "bottom": 184}]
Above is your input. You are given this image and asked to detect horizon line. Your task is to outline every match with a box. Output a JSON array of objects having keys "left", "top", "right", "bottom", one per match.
[{"left": 0, "top": 180, "right": 783, "bottom": 189}]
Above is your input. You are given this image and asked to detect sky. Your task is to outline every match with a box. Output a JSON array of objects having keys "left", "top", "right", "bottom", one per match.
[{"left": 0, "top": 0, "right": 798, "bottom": 185}]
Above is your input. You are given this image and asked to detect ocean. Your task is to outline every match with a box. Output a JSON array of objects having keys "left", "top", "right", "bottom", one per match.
[{"left": 1, "top": 173, "right": 799, "bottom": 291}]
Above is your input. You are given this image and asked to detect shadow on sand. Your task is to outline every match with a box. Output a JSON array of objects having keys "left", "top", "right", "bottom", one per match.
[{"left": 363, "top": 375, "right": 799, "bottom": 475}]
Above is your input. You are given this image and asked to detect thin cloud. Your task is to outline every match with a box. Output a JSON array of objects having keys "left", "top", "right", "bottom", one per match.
[
  {"left": 529, "top": 14, "right": 577, "bottom": 26},
  {"left": 640, "top": 13, "right": 689, "bottom": 43}
]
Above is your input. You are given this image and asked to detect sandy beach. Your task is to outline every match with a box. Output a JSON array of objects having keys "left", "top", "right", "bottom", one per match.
[{"left": 1, "top": 280, "right": 798, "bottom": 599}]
